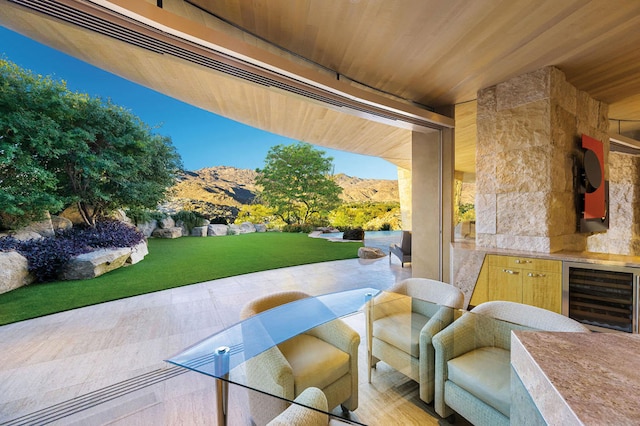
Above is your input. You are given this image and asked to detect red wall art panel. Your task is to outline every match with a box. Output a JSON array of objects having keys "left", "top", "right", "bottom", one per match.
[
  {"left": 581, "top": 134, "right": 605, "bottom": 219},
  {"left": 578, "top": 134, "right": 609, "bottom": 233}
]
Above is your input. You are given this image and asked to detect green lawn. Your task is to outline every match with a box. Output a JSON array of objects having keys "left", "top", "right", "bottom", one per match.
[{"left": 0, "top": 233, "right": 361, "bottom": 325}]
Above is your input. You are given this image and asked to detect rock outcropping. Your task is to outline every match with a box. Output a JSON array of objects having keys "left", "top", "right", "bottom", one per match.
[
  {"left": 0, "top": 251, "right": 34, "bottom": 294},
  {"left": 60, "top": 240, "right": 150, "bottom": 280},
  {"left": 60, "top": 248, "right": 132, "bottom": 280}
]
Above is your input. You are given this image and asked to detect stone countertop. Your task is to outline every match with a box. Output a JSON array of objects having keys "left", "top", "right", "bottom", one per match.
[
  {"left": 451, "top": 241, "right": 640, "bottom": 268},
  {"left": 511, "top": 331, "right": 640, "bottom": 425}
]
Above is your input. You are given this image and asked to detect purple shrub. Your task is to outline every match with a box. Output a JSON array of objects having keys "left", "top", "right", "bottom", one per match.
[
  {"left": 65, "top": 220, "right": 145, "bottom": 249},
  {"left": 0, "top": 220, "right": 145, "bottom": 282}
]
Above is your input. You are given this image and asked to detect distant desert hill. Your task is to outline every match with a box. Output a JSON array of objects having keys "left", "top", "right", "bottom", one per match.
[
  {"left": 164, "top": 166, "right": 399, "bottom": 218},
  {"left": 169, "top": 166, "right": 259, "bottom": 207},
  {"left": 332, "top": 173, "right": 399, "bottom": 203}
]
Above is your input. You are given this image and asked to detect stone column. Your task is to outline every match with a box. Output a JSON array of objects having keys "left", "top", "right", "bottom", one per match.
[
  {"left": 476, "top": 66, "right": 609, "bottom": 253},
  {"left": 587, "top": 152, "right": 640, "bottom": 255}
]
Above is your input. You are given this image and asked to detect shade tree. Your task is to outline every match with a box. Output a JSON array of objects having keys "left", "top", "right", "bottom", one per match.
[
  {"left": 256, "top": 142, "right": 342, "bottom": 225},
  {"left": 0, "top": 59, "right": 182, "bottom": 228}
]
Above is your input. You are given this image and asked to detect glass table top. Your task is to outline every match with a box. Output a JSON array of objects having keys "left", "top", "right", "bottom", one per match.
[
  {"left": 166, "top": 287, "right": 385, "bottom": 425},
  {"left": 166, "top": 287, "right": 381, "bottom": 380}
]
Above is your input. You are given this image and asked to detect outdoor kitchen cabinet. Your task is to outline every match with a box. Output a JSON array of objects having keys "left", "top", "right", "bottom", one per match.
[{"left": 486, "top": 255, "right": 563, "bottom": 313}]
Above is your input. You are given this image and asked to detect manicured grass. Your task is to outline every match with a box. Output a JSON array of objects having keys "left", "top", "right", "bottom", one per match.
[{"left": 0, "top": 233, "right": 361, "bottom": 325}]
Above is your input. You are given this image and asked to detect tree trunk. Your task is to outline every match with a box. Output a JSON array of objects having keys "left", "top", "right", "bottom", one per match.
[{"left": 77, "top": 202, "right": 96, "bottom": 227}]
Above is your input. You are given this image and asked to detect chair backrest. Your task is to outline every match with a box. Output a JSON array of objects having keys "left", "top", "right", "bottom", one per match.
[
  {"left": 240, "top": 290, "right": 310, "bottom": 319},
  {"left": 471, "top": 301, "right": 590, "bottom": 332},
  {"left": 266, "top": 387, "right": 329, "bottom": 426},
  {"left": 389, "top": 278, "right": 464, "bottom": 310},
  {"left": 400, "top": 231, "right": 412, "bottom": 254}
]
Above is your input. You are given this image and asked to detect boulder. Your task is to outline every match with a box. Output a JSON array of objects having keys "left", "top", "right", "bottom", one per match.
[
  {"left": 111, "top": 209, "right": 133, "bottom": 224},
  {"left": 152, "top": 227, "right": 183, "bottom": 239},
  {"left": 239, "top": 222, "right": 257, "bottom": 234},
  {"left": 51, "top": 215, "right": 73, "bottom": 232},
  {"left": 60, "top": 247, "right": 131, "bottom": 280},
  {"left": 208, "top": 224, "right": 229, "bottom": 236},
  {"left": 3, "top": 230, "right": 43, "bottom": 241},
  {"left": 317, "top": 226, "right": 340, "bottom": 233},
  {"left": 127, "top": 240, "right": 149, "bottom": 265},
  {"left": 228, "top": 224, "right": 241, "bottom": 235},
  {"left": 191, "top": 225, "right": 208, "bottom": 237},
  {"left": 175, "top": 220, "right": 190, "bottom": 236},
  {"left": 136, "top": 220, "right": 157, "bottom": 237},
  {"left": 22, "top": 212, "right": 55, "bottom": 238},
  {"left": 358, "top": 247, "right": 386, "bottom": 259},
  {"left": 0, "top": 251, "right": 34, "bottom": 294},
  {"left": 159, "top": 216, "right": 175, "bottom": 229},
  {"left": 60, "top": 204, "right": 93, "bottom": 225},
  {"left": 255, "top": 223, "right": 267, "bottom": 233},
  {"left": 343, "top": 228, "right": 365, "bottom": 240}
]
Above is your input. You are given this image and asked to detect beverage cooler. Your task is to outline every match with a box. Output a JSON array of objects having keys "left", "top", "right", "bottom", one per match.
[{"left": 563, "top": 262, "right": 639, "bottom": 333}]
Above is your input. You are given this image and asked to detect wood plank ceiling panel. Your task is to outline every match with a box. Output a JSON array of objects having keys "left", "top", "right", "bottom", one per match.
[{"left": 189, "top": 0, "right": 640, "bottom": 107}]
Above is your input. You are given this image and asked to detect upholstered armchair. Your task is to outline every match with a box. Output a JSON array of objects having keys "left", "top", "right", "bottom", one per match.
[
  {"left": 389, "top": 230, "right": 411, "bottom": 267},
  {"left": 240, "top": 291, "right": 360, "bottom": 426},
  {"left": 433, "top": 301, "right": 590, "bottom": 425},
  {"left": 367, "top": 278, "right": 464, "bottom": 403}
]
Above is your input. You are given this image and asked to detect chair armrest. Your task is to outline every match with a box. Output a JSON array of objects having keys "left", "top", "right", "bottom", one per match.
[
  {"left": 433, "top": 312, "right": 479, "bottom": 363},
  {"left": 417, "top": 306, "right": 456, "bottom": 403},
  {"left": 420, "top": 306, "right": 456, "bottom": 344},
  {"left": 389, "top": 244, "right": 404, "bottom": 256},
  {"left": 246, "top": 346, "right": 295, "bottom": 400},
  {"left": 432, "top": 312, "right": 480, "bottom": 417},
  {"left": 308, "top": 318, "right": 360, "bottom": 410}
]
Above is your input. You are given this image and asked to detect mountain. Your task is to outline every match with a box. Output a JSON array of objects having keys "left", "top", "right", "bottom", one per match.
[
  {"left": 169, "top": 166, "right": 259, "bottom": 207},
  {"left": 163, "top": 166, "right": 399, "bottom": 219},
  {"left": 332, "top": 173, "right": 399, "bottom": 203}
]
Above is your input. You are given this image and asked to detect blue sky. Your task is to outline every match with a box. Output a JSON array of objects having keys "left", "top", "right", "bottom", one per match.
[{"left": 0, "top": 26, "right": 398, "bottom": 180}]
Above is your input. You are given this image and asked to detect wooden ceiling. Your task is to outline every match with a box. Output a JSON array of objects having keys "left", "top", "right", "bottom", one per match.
[{"left": 2, "top": 0, "right": 640, "bottom": 177}]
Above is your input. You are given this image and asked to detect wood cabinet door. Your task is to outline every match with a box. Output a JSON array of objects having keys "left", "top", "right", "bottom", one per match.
[
  {"left": 522, "top": 272, "right": 562, "bottom": 313},
  {"left": 488, "top": 265, "right": 522, "bottom": 303}
]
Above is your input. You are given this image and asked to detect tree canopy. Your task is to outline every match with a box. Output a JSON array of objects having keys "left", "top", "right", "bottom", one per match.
[
  {"left": 0, "top": 59, "right": 183, "bottom": 228},
  {"left": 256, "top": 142, "right": 342, "bottom": 225}
]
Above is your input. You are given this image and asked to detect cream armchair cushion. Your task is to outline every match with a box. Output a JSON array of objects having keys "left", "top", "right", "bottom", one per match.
[
  {"left": 368, "top": 278, "right": 464, "bottom": 403},
  {"left": 433, "top": 301, "right": 590, "bottom": 425},
  {"left": 241, "top": 291, "right": 360, "bottom": 426}
]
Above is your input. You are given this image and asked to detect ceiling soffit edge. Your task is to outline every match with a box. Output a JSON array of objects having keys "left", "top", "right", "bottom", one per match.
[{"left": 9, "top": 0, "right": 452, "bottom": 133}]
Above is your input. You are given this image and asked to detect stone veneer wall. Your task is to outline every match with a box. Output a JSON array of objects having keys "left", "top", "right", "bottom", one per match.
[
  {"left": 476, "top": 66, "right": 609, "bottom": 253},
  {"left": 587, "top": 152, "right": 640, "bottom": 255}
]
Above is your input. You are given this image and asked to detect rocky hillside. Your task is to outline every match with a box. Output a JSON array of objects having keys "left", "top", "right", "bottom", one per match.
[
  {"left": 163, "top": 166, "right": 399, "bottom": 218},
  {"left": 333, "top": 173, "right": 399, "bottom": 203},
  {"left": 169, "top": 166, "right": 259, "bottom": 207}
]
